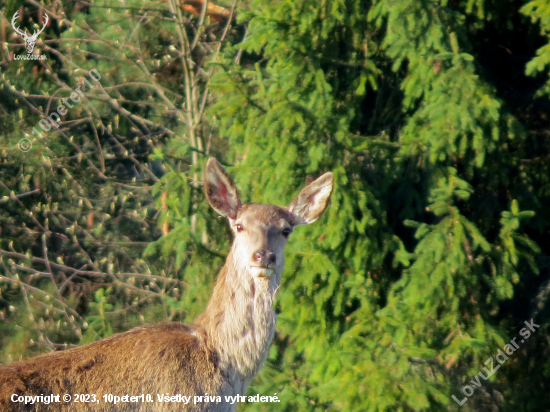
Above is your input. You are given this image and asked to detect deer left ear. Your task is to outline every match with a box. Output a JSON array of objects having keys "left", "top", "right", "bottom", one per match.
[
  {"left": 288, "top": 172, "right": 333, "bottom": 225},
  {"left": 204, "top": 158, "right": 242, "bottom": 220}
]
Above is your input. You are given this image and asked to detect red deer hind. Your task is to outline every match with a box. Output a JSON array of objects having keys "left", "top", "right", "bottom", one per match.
[{"left": 0, "top": 158, "right": 333, "bottom": 411}]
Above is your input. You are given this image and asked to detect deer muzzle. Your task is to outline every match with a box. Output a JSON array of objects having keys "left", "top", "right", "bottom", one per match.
[{"left": 251, "top": 250, "right": 276, "bottom": 277}]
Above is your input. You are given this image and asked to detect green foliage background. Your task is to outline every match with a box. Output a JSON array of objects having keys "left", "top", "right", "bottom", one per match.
[{"left": 1, "top": 0, "right": 550, "bottom": 411}]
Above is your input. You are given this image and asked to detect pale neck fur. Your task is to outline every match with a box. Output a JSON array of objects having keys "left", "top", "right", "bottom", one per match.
[{"left": 194, "top": 242, "right": 281, "bottom": 385}]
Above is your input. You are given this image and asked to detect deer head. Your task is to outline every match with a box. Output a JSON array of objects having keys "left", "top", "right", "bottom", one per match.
[
  {"left": 12, "top": 11, "right": 49, "bottom": 53},
  {"left": 204, "top": 158, "right": 334, "bottom": 284}
]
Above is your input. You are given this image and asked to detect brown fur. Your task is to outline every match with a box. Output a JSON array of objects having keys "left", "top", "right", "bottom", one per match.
[{"left": 0, "top": 159, "right": 333, "bottom": 411}]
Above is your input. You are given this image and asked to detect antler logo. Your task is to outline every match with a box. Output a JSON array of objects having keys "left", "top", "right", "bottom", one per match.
[{"left": 11, "top": 11, "right": 49, "bottom": 54}]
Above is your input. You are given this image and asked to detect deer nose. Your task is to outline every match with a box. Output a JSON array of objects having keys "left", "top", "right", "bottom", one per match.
[{"left": 253, "top": 250, "right": 276, "bottom": 267}]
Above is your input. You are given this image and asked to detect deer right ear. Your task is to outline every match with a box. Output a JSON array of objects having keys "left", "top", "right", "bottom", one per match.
[
  {"left": 204, "top": 158, "right": 242, "bottom": 220},
  {"left": 288, "top": 172, "right": 334, "bottom": 225}
]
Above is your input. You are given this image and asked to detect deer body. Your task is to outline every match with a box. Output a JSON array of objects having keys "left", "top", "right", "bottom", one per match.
[{"left": 0, "top": 159, "right": 333, "bottom": 411}]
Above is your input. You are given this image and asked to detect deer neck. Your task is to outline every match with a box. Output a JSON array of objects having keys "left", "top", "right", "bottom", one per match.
[{"left": 194, "top": 244, "right": 280, "bottom": 382}]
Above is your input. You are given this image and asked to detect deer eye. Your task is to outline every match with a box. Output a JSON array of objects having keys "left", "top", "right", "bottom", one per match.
[
  {"left": 236, "top": 224, "right": 244, "bottom": 232},
  {"left": 282, "top": 228, "right": 291, "bottom": 238}
]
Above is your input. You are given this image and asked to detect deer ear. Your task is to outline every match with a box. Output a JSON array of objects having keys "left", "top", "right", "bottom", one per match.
[
  {"left": 288, "top": 172, "right": 333, "bottom": 225},
  {"left": 204, "top": 158, "right": 241, "bottom": 220}
]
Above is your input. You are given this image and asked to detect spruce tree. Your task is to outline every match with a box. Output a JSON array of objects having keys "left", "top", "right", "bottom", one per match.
[{"left": 0, "top": 0, "right": 549, "bottom": 411}]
